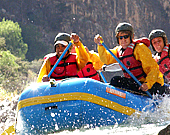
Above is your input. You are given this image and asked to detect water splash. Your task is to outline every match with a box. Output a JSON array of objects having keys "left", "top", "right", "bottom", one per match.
[{"left": 49, "top": 95, "right": 170, "bottom": 135}]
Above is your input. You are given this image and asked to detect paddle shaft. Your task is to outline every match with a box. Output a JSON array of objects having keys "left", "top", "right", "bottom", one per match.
[
  {"left": 103, "top": 63, "right": 122, "bottom": 72},
  {"left": 101, "top": 42, "right": 153, "bottom": 99},
  {"left": 99, "top": 71, "right": 107, "bottom": 83},
  {"left": 48, "top": 42, "right": 73, "bottom": 78}
]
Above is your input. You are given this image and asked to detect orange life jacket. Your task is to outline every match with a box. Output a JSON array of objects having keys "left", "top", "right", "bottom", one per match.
[
  {"left": 49, "top": 54, "right": 78, "bottom": 80},
  {"left": 78, "top": 62, "right": 101, "bottom": 81},
  {"left": 117, "top": 43, "right": 146, "bottom": 80},
  {"left": 157, "top": 44, "right": 170, "bottom": 81}
]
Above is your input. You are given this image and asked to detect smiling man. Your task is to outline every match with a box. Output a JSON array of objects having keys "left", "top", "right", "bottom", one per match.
[
  {"left": 37, "top": 33, "right": 88, "bottom": 83},
  {"left": 94, "top": 22, "right": 167, "bottom": 95}
]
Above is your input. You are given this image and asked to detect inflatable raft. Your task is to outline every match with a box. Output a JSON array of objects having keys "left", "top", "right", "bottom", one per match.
[{"left": 15, "top": 78, "right": 155, "bottom": 134}]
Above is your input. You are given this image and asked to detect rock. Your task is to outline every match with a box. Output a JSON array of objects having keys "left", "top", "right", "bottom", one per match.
[
  {"left": 158, "top": 124, "right": 170, "bottom": 135},
  {"left": 0, "top": 95, "right": 19, "bottom": 134}
]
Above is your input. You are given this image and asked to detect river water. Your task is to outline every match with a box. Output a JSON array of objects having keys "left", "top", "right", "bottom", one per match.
[
  {"left": 1, "top": 92, "right": 170, "bottom": 135},
  {"left": 53, "top": 124, "right": 169, "bottom": 135},
  {"left": 51, "top": 95, "right": 170, "bottom": 135}
]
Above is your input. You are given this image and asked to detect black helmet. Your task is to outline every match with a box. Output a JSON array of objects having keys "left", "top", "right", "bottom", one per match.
[
  {"left": 54, "top": 33, "right": 71, "bottom": 45},
  {"left": 115, "top": 22, "right": 134, "bottom": 43},
  {"left": 115, "top": 22, "right": 134, "bottom": 36},
  {"left": 54, "top": 33, "right": 72, "bottom": 52},
  {"left": 149, "top": 29, "right": 167, "bottom": 51}
]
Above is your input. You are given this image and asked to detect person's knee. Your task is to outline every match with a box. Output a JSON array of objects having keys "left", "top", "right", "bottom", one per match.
[{"left": 110, "top": 76, "right": 121, "bottom": 86}]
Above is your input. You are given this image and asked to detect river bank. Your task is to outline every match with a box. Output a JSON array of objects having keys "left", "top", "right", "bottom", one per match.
[{"left": 0, "top": 92, "right": 19, "bottom": 134}]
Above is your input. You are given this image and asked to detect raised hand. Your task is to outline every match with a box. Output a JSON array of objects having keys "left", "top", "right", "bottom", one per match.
[
  {"left": 70, "top": 33, "right": 79, "bottom": 44},
  {"left": 94, "top": 34, "right": 103, "bottom": 45}
]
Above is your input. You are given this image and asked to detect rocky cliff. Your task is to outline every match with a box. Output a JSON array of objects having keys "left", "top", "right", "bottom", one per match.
[{"left": 0, "top": 0, "right": 170, "bottom": 55}]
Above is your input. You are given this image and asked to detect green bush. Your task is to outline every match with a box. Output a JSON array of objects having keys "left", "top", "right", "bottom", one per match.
[
  {"left": 0, "top": 37, "right": 6, "bottom": 51},
  {"left": 0, "top": 19, "right": 44, "bottom": 93},
  {"left": 0, "top": 18, "right": 28, "bottom": 59},
  {"left": 0, "top": 51, "right": 41, "bottom": 93}
]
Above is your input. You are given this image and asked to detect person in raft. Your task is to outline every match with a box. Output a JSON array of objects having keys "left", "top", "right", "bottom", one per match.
[
  {"left": 36, "top": 32, "right": 89, "bottom": 82},
  {"left": 94, "top": 22, "right": 167, "bottom": 95},
  {"left": 77, "top": 46, "right": 104, "bottom": 81},
  {"left": 149, "top": 29, "right": 170, "bottom": 83}
]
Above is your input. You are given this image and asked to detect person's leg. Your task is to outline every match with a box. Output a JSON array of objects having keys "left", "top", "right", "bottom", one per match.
[
  {"left": 148, "top": 83, "right": 170, "bottom": 95},
  {"left": 110, "top": 76, "right": 139, "bottom": 90},
  {"left": 110, "top": 76, "right": 148, "bottom": 95},
  {"left": 111, "top": 77, "right": 170, "bottom": 96}
]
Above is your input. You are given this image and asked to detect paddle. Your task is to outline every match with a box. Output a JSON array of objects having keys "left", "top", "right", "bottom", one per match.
[
  {"left": 99, "top": 71, "right": 107, "bottom": 83},
  {"left": 100, "top": 41, "right": 153, "bottom": 99},
  {"left": 2, "top": 42, "right": 74, "bottom": 134},
  {"left": 48, "top": 42, "right": 73, "bottom": 78},
  {"left": 102, "top": 63, "right": 122, "bottom": 72},
  {"left": 99, "top": 63, "right": 122, "bottom": 83},
  {"left": 1, "top": 42, "right": 73, "bottom": 134}
]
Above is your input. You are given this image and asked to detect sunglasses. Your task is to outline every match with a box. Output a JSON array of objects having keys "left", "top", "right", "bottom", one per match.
[
  {"left": 118, "top": 35, "right": 130, "bottom": 40},
  {"left": 55, "top": 44, "right": 66, "bottom": 48}
]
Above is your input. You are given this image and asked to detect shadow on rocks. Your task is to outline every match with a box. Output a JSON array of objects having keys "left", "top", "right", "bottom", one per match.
[{"left": 158, "top": 124, "right": 170, "bottom": 135}]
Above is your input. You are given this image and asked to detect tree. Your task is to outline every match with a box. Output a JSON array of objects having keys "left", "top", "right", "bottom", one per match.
[
  {"left": 0, "top": 51, "right": 21, "bottom": 92},
  {"left": 0, "top": 18, "right": 28, "bottom": 59},
  {"left": 0, "top": 50, "right": 41, "bottom": 92},
  {"left": 0, "top": 37, "right": 6, "bottom": 51}
]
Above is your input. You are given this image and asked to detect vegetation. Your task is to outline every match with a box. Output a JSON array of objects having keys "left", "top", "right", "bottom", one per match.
[
  {"left": 0, "top": 19, "right": 43, "bottom": 94},
  {"left": 0, "top": 50, "right": 42, "bottom": 93},
  {"left": 0, "top": 0, "right": 168, "bottom": 95},
  {"left": 0, "top": 18, "right": 28, "bottom": 59},
  {"left": 0, "top": 37, "right": 6, "bottom": 51},
  {"left": 0, "top": 87, "right": 18, "bottom": 101}
]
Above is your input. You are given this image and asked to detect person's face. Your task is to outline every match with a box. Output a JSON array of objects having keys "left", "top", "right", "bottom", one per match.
[
  {"left": 55, "top": 44, "right": 67, "bottom": 57},
  {"left": 118, "top": 32, "right": 131, "bottom": 49},
  {"left": 152, "top": 37, "right": 164, "bottom": 53}
]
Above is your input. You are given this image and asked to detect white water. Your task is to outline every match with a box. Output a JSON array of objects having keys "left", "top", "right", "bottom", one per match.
[
  {"left": 50, "top": 95, "right": 170, "bottom": 135},
  {"left": 1, "top": 94, "right": 170, "bottom": 135},
  {"left": 53, "top": 124, "right": 168, "bottom": 135}
]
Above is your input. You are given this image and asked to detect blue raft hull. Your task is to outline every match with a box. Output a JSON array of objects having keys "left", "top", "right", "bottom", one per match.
[{"left": 15, "top": 78, "right": 155, "bottom": 134}]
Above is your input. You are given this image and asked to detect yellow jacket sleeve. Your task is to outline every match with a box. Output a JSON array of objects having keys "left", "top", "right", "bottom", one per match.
[
  {"left": 98, "top": 45, "right": 119, "bottom": 65},
  {"left": 37, "top": 42, "right": 88, "bottom": 83},
  {"left": 36, "top": 59, "right": 51, "bottom": 83},
  {"left": 88, "top": 51, "right": 104, "bottom": 70},
  {"left": 74, "top": 41, "right": 89, "bottom": 71},
  {"left": 134, "top": 43, "right": 164, "bottom": 89},
  {"left": 98, "top": 43, "right": 164, "bottom": 89}
]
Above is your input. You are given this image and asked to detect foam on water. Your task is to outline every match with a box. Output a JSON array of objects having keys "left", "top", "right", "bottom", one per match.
[
  {"left": 49, "top": 123, "right": 169, "bottom": 135},
  {"left": 1, "top": 89, "right": 170, "bottom": 135},
  {"left": 50, "top": 95, "right": 170, "bottom": 135}
]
